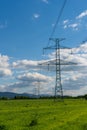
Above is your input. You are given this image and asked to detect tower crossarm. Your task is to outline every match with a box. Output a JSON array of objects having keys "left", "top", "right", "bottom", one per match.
[{"left": 38, "top": 59, "right": 77, "bottom": 66}]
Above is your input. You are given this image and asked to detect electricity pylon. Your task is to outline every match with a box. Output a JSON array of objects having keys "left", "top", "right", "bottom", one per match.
[
  {"left": 37, "top": 79, "right": 40, "bottom": 98},
  {"left": 39, "top": 38, "right": 77, "bottom": 100},
  {"left": 51, "top": 38, "right": 64, "bottom": 99},
  {"left": 34, "top": 79, "right": 40, "bottom": 98}
]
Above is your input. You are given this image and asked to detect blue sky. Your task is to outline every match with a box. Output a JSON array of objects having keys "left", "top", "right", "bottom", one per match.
[
  {"left": 0, "top": 0, "right": 87, "bottom": 59},
  {"left": 0, "top": 0, "right": 87, "bottom": 96}
]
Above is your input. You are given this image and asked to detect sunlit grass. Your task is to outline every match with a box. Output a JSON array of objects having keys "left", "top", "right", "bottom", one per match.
[{"left": 0, "top": 99, "right": 87, "bottom": 129}]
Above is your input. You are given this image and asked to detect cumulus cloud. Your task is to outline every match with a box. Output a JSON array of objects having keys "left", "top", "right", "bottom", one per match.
[
  {"left": 2, "top": 81, "right": 31, "bottom": 93},
  {"left": 48, "top": 42, "right": 87, "bottom": 68},
  {"left": 63, "top": 86, "right": 87, "bottom": 97},
  {"left": 0, "top": 54, "right": 9, "bottom": 68},
  {"left": 76, "top": 10, "right": 87, "bottom": 19},
  {"left": 12, "top": 59, "right": 53, "bottom": 72},
  {"left": 1, "top": 42, "right": 87, "bottom": 96},
  {"left": 0, "top": 54, "right": 12, "bottom": 77},
  {"left": 0, "top": 68, "right": 12, "bottom": 77},
  {"left": 17, "top": 72, "right": 52, "bottom": 83},
  {"left": 62, "top": 43, "right": 87, "bottom": 96},
  {"left": 0, "top": 72, "right": 53, "bottom": 94},
  {"left": 37, "top": 42, "right": 87, "bottom": 96},
  {"left": 62, "top": 71, "right": 87, "bottom": 96},
  {"left": 12, "top": 42, "right": 87, "bottom": 96},
  {"left": 12, "top": 59, "right": 38, "bottom": 69}
]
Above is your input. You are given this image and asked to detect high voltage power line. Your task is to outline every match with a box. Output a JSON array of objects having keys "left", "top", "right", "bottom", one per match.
[
  {"left": 39, "top": 0, "right": 78, "bottom": 100},
  {"left": 47, "top": 0, "right": 67, "bottom": 47}
]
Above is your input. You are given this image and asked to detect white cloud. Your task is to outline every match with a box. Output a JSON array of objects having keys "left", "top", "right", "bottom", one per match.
[
  {"left": 1, "top": 42, "right": 87, "bottom": 96},
  {"left": 0, "top": 72, "right": 53, "bottom": 94},
  {"left": 45, "top": 42, "right": 87, "bottom": 96},
  {"left": 14, "top": 42, "right": 87, "bottom": 96},
  {"left": 63, "top": 10, "right": 87, "bottom": 31},
  {"left": 0, "top": 68, "right": 12, "bottom": 77},
  {"left": 63, "top": 19, "right": 69, "bottom": 24},
  {"left": 63, "top": 86, "right": 87, "bottom": 97},
  {"left": 4, "top": 82, "right": 31, "bottom": 92},
  {"left": 0, "top": 54, "right": 9, "bottom": 68},
  {"left": 69, "top": 23, "right": 79, "bottom": 30},
  {"left": 76, "top": 10, "right": 87, "bottom": 19},
  {"left": 69, "top": 23, "right": 78, "bottom": 28},
  {"left": 17, "top": 72, "right": 52, "bottom": 83},
  {"left": 63, "top": 25, "right": 67, "bottom": 29},
  {"left": 62, "top": 71, "right": 87, "bottom": 96},
  {"left": 63, "top": 22, "right": 79, "bottom": 30},
  {"left": 33, "top": 13, "right": 40, "bottom": 19},
  {"left": 12, "top": 59, "right": 38, "bottom": 69},
  {"left": 12, "top": 59, "right": 53, "bottom": 72},
  {"left": 62, "top": 18, "right": 79, "bottom": 31},
  {"left": 0, "top": 54, "right": 12, "bottom": 77}
]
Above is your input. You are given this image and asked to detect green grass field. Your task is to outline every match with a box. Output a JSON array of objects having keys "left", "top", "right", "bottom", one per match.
[{"left": 0, "top": 99, "right": 87, "bottom": 130}]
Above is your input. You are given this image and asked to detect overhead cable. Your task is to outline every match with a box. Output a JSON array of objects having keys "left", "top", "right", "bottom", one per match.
[{"left": 47, "top": 0, "right": 67, "bottom": 47}]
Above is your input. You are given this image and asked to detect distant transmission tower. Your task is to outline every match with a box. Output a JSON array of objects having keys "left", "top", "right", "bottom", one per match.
[
  {"left": 37, "top": 79, "right": 40, "bottom": 98},
  {"left": 34, "top": 79, "right": 40, "bottom": 98},
  {"left": 40, "top": 38, "right": 77, "bottom": 100}
]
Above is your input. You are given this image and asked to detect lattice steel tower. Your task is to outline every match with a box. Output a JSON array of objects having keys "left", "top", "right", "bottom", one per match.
[
  {"left": 39, "top": 38, "right": 77, "bottom": 100},
  {"left": 49, "top": 38, "right": 65, "bottom": 99}
]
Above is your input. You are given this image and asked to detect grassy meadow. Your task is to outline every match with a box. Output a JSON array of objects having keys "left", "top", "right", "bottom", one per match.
[{"left": 0, "top": 99, "right": 87, "bottom": 130}]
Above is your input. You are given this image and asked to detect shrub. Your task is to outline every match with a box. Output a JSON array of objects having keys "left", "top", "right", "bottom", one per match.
[
  {"left": 29, "top": 118, "right": 38, "bottom": 126},
  {"left": 0, "top": 125, "right": 7, "bottom": 130}
]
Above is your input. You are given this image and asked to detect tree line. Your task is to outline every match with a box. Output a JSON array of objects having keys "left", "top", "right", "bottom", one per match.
[{"left": 0, "top": 94, "right": 87, "bottom": 100}]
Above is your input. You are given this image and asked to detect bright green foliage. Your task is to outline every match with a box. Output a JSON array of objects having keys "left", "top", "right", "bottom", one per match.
[{"left": 0, "top": 99, "right": 87, "bottom": 130}]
